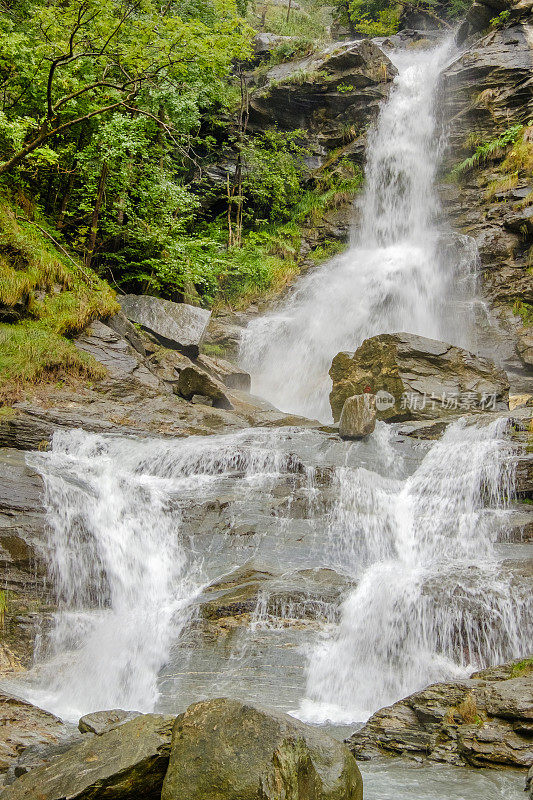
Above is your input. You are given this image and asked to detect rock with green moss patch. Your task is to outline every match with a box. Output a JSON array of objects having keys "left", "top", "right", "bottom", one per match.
[
  {"left": 348, "top": 657, "right": 533, "bottom": 768},
  {"left": 329, "top": 332, "right": 509, "bottom": 422},
  {"left": 161, "top": 697, "right": 362, "bottom": 800}
]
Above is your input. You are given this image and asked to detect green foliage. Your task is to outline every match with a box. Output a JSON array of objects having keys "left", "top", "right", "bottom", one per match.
[
  {"left": 452, "top": 124, "right": 524, "bottom": 177},
  {"left": 347, "top": 0, "right": 399, "bottom": 36},
  {"left": 490, "top": 9, "right": 511, "bottom": 27}
]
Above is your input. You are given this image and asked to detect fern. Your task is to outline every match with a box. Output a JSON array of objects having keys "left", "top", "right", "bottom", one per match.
[{"left": 452, "top": 124, "right": 524, "bottom": 177}]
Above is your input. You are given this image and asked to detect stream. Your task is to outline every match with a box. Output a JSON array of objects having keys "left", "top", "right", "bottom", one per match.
[{"left": 5, "top": 38, "right": 531, "bottom": 800}]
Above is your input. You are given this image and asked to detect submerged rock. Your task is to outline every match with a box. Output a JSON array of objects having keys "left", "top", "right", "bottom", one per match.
[
  {"left": 338, "top": 394, "right": 376, "bottom": 438},
  {"left": 329, "top": 332, "right": 509, "bottom": 422},
  {"left": 161, "top": 697, "right": 362, "bottom": 800},
  {"left": 347, "top": 656, "right": 533, "bottom": 769},
  {"left": 1, "top": 713, "right": 174, "bottom": 799},
  {"left": 119, "top": 295, "right": 211, "bottom": 357}
]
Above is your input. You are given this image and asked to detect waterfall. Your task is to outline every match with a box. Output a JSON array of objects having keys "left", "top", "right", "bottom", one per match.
[
  {"left": 20, "top": 427, "right": 316, "bottom": 720},
  {"left": 300, "top": 418, "right": 530, "bottom": 724},
  {"left": 240, "top": 40, "right": 477, "bottom": 422}
]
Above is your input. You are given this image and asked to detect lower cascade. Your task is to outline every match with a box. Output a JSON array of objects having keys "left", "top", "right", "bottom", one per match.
[{"left": 13, "top": 417, "right": 531, "bottom": 730}]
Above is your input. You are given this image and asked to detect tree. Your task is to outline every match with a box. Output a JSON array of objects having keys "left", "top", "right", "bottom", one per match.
[{"left": 0, "top": 0, "right": 251, "bottom": 175}]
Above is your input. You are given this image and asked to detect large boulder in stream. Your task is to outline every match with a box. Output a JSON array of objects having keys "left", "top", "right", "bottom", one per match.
[
  {"left": 119, "top": 295, "right": 211, "bottom": 358},
  {"left": 161, "top": 698, "right": 362, "bottom": 800},
  {"left": 329, "top": 332, "right": 509, "bottom": 422},
  {"left": 348, "top": 656, "right": 533, "bottom": 769},
  {"left": 1, "top": 713, "right": 174, "bottom": 799}
]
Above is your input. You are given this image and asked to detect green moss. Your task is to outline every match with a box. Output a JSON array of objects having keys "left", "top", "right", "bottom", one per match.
[
  {"left": 0, "top": 321, "right": 106, "bottom": 400},
  {"left": 510, "top": 657, "right": 533, "bottom": 677},
  {"left": 512, "top": 300, "right": 533, "bottom": 326}
]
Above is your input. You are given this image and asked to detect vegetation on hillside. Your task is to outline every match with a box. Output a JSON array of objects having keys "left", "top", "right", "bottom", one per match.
[{"left": 0, "top": 197, "right": 117, "bottom": 399}]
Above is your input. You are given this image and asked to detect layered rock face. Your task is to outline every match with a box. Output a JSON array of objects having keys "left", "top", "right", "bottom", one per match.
[
  {"left": 249, "top": 40, "right": 396, "bottom": 152},
  {"left": 348, "top": 657, "right": 533, "bottom": 769},
  {"left": 329, "top": 332, "right": 509, "bottom": 422},
  {"left": 439, "top": 2, "right": 533, "bottom": 382}
]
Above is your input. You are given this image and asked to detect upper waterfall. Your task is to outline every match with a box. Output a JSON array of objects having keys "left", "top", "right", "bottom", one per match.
[{"left": 240, "top": 40, "right": 477, "bottom": 422}]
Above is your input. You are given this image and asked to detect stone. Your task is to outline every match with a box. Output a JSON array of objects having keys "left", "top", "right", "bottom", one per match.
[
  {"left": 526, "top": 763, "right": 533, "bottom": 799},
  {"left": 1, "top": 713, "right": 174, "bottom": 799},
  {"left": 249, "top": 40, "right": 396, "bottom": 151},
  {"left": 78, "top": 709, "right": 141, "bottom": 736},
  {"left": 517, "top": 330, "right": 533, "bottom": 369},
  {"left": 329, "top": 332, "right": 509, "bottom": 422},
  {"left": 177, "top": 365, "right": 234, "bottom": 410},
  {"left": 338, "top": 394, "right": 376, "bottom": 438},
  {"left": 161, "top": 698, "right": 362, "bottom": 800},
  {"left": 119, "top": 295, "right": 211, "bottom": 357},
  {"left": 196, "top": 353, "right": 251, "bottom": 391},
  {"left": 347, "top": 657, "right": 533, "bottom": 768},
  {"left": 75, "top": 320, "right": 162, "bottom": 397},
  {"left": 0, "top": 693, "right": 79, "bottom": 781}
]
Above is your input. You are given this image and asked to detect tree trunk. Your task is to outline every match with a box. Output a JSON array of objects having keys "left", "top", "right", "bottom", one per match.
[{"left": 85, "top": 162, "right": 108, "bottom": 269}]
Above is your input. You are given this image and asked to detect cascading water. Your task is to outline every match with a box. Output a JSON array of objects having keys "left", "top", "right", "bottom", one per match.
[
  {"left": 5, "top": 37, "right": 531, "bottom": 800},
  {"left": 240, "top": 41, "right": 478, "bottom": 421},
  {"left": 18, "top": 426, "right": 319, "bottom": 720},
  {"left": 300, "top": 417, "right": 531, "bottom": 723}
]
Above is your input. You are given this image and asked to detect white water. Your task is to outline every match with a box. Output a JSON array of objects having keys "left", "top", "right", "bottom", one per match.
[
  {"left": 300, "top": 417, "right": 531, "bottom": 724},
  {"left": 241, "top": 41, "right": 478, "bottom": 421},
  {"left": 21, "top": 427, "right": 317, "bottom": 720}
]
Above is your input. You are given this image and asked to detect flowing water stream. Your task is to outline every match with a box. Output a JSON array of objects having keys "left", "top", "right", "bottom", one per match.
[
  {"left": 241, "top": 41, "right": 479, "bottom": 421},
  {"left": 6, "top": 38, "right": 532, "bottom": 800}
]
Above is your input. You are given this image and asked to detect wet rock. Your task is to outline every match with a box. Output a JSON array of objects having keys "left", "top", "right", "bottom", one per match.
[
  {"left": 1, "top": 713, "right": 174, "bottom": 799},
  {"left": 347, "top": 657, "right": 533, "bottom": 768},
  {"left": 161, "top": 697, "right": 362, "bottom": 800},
  {"left": 0, "top": 693, "right": 79, "bottom": 782},
  {"left": 517, "top": 330, "right": 533, "bottom": 369},
  {"left": 177, "top": 365, "right": 234, "bottom": 410},
  {"left": 339, "top": 394, "right": 376, "bottom": 439},
  {"left": 196, "top": 353, "right": 251, "bottom": 392},
  {"left": 75, "top": 320, "right": 162, "bottom": 397},
  {"left": 249, "top": 40, "right": 396, "bottom": 151},
  {"left": 329, "top": 332, "right": 509, "bottom": 422},
  {"left": 78, "top": 709, "right": 141, "bottom": 736},
  {"left": 119, "top": 295, "right": 211, "bottom": 358}
]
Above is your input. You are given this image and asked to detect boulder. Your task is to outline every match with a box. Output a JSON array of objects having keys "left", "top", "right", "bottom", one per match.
[
  {"left": 196, "top": 353, "right": 251, "bottom": 391},
  {"left": 177, "top": 366, "right": 234, "bottom": 410},
  {"left": 75, "top": 321, "right": 162, "bottom": 397},
  {"left": 526, "top": 763, "right": 533, "bottom": 799},
  {"left": 1, "top": 713, "right": 174, "bottom": 799},
  {"left": 161, "top": 698, "right": 362, "bottom": 800},
  {"left": 347, "top": 657, "right": 533, "bottom": 768},
  {"left": 0, "top": 693, "right": 79, "bottom": 781},
  {"left": 338, "top": 394, "right": 376, "bottom": 438},
  {"left": 329, "top": 333, "right": 509, "bottom": 422},
  {"left": 78, "top": 709, "right": 141, "bottom": 736},
  {"left": 119, "top": 295, "right": 211, "bottom": 357}
]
